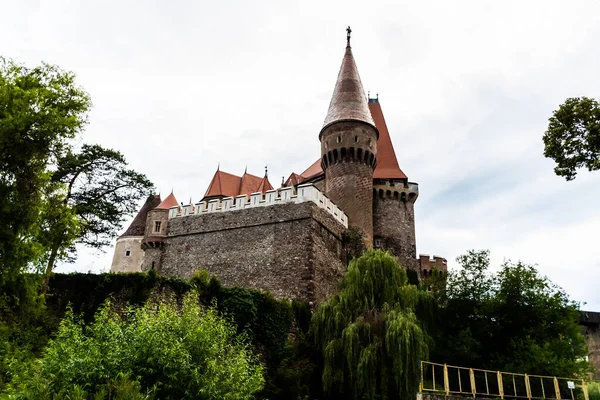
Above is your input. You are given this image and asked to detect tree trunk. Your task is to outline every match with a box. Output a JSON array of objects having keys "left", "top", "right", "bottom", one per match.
[{"left": 41, "top": 243, "right": 60, "bottom": 295}]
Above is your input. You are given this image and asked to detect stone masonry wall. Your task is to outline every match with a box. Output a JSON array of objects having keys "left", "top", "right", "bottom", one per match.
[
  {"left": 158, "top": 202, "right": 346, "bottom": 303},
  {"left": 321, "top": 121, "right": 378, "bottom": 241},
  {"left": 373, "top": 195, "right": 418, "bottom": 271},
  {"left": 111, "top": 237, "right": 144, "bottom": 273},
  {"left": 581, "top": 311, "right": 600, "bottom": 380}
]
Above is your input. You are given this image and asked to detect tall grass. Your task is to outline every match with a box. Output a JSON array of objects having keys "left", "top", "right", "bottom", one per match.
[{"left": 588, "top": 381, "right": 600, "bottom": 400}]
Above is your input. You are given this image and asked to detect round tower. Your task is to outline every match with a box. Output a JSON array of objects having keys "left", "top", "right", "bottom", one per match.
[
  {"left": 319, "top": 29, "right": 378, "bottom": 241},
  {"left": 110, "top": 194, "right": 161, "bottom": 273},
  {"left": 141, "top": 192, "right": 178, "bottom": 272}
]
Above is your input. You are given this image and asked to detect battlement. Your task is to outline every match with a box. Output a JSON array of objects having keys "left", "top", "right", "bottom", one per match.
[
  {"left": 419, "top": 254, "right": 448, "bottom": 278},
  {"left": 168, "top": 183, "right": 348, "bottom": 228},
  {"left": 373, "top": 179, "right": 419, "bottom": 203}
]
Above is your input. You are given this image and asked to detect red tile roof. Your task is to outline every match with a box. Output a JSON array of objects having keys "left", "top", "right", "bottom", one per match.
[
  {"left": 300, "top": 159, "right": 323, "bottom": 179},
  {"left": 203, "top": 169, "right": 274, "bottom": 199},
  {"left": 156, "top": 192, "right": 179, "bottom": 209},
  {"left": 321, "top": 45, "right": 375, "bottom": 134},
  {"left": 283, "top": 172, "right": 304, "bottom": 187},
  {"left": 369, "top": 101, "right": 407, "bottom": 180},
  {"left": 205, "top": 170, "right": 242, "bottom": 198},
  {"left": 292, "top": 100, "right": 407, "bottom": 182}
]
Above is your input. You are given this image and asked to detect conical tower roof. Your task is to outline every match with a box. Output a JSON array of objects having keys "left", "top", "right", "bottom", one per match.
[
  {"left": 156, "top": 192, "right": 179, "bottom": 209},
  {"left": 119, "top": 194, "right": 161, "bottom": 238},
  {"left": 369, "top": 100, "right": 408, "bottom": 180},
  {"left": 321, "top": 35, "right": 375, "bottom": 135}
]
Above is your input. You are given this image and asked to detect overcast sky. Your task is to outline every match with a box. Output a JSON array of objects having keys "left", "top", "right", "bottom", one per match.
[{"left": 2, "top": 0, "right": 599, "bottom": 309}]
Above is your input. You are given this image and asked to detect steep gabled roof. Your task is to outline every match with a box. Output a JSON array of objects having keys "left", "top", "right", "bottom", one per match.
[
  {"left": 256, "top": 175, "right": 274, "bottom": 193},
  {"left": 119, "top": 194, "right": 162, "bottom": 238},
  {"left": 300, "top": 159, "right": 324, "bottom": 180},
  {"left": 283, "top": 172, "right": 304, "bottom": 187},
  {"left": 369, "top": 100, "right": 407, "bottom": 180},
  {"left": 203, "top": 168, "right": 274, "bottom": 199},
  {"left": 240, "top": 172, "right": 264, "bottom": 196},
  {"left": 321, "top": 44, "right": 375, "bottom": 135},
  {"left": 293, "top": 100, "right": 408, "bottom": 182},
  {"left": 205, "top": 170, "right": 243, "bottom": 198},
  {"left": 156, "top": 192, "right": 179, "bottom": 209}
]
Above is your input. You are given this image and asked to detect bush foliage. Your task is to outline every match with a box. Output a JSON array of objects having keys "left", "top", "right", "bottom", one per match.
[{"left": 8, "top": 292, "right": 264, "bottom": 399}]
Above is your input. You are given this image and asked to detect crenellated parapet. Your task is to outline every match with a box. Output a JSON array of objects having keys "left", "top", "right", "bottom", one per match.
[
  {"left": 373, "top": 179, "right": 419, "bottom": 203},
  {"left": 168, "top": 184, "right": 348, "bottom": 228},
  {"left": 419, "top": 254, "right": 448, "bottom": 278}
]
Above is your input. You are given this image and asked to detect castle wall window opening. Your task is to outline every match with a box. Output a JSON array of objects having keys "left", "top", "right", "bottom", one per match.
[
  {"left": 125, "top": 250, "right": 131, "bottom": 257},
  {"left": 154, "top": 221, "right": 161, "bottom": 233}
]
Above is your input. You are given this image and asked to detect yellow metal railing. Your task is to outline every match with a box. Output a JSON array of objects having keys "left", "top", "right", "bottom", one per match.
[{"left": 420, "top": 361, "right": 589, "bottom": 400}]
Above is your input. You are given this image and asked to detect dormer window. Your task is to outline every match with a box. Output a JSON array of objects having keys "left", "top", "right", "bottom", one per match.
[{"left": 154, "top": 221, "right": 162, "bottom": 233}]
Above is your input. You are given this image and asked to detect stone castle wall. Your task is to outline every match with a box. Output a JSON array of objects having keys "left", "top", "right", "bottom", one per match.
[
  {"left": 581, "top": 311, "right": 600, "bottom": 379},
  {"left": 110, "top": 236, "right": 144, "bottom": 273},
  {"left": 156, "top": 202, "right": 346, "bottom": 303},
  {"left": 321, "top": 121, "right": 378, "bottom": 240},
  {"left": 373, "top": 193, "right": 418, "bottom": 271}
]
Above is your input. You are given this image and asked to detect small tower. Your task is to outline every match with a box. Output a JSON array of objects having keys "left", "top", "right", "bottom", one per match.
[
  {"left": 320, "top": 28, "right": 378, "bottom": 241},
  {"left": 141, "top": 192, "right": 178, "bottom": 272},
  {"left": 111, "top": 194, "right": 162, "bottom": 273},
  {"left": 369, "top": 98, "right": 420, "bottom": 271}
]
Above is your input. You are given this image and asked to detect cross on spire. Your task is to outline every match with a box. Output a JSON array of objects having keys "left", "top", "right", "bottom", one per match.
[{"left": 346, "top": 26, "right": 352, "bottom": 47}]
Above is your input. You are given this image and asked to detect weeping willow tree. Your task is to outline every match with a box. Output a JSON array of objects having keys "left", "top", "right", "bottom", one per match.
[{"left": 312, "top": 249, "right": 435, "bottom": 400}]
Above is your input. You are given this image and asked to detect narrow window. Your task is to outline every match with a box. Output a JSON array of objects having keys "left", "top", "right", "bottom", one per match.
[
  {"left": 374, "top": 238, "right": 382, "bottom": 248},
  {"left": 154, "top": 221, "right": 161, "bottom": 232},
  {"left": 337, "top": 136, "right": 341, "bottom": 143},
  {"left": 354, "top": 136, "right": 359, "bottom": 143},
  {"left": 151, "top": 261, "right": 155, "bottom": 270},
  {"left": 125, "top": 250, "right": 131, "bottom": 257}
]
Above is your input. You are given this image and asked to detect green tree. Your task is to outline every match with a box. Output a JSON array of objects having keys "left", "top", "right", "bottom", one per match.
[
  {"left": 312, "top": 249, "right": 434, "bottom": 400},
  {"left": 0, "top": 57, "right": 91, "bottom": 281},
  {"left": 9, "top": 292, "right": 264, "bottom": 399},
  {"left": 433, "top": 250, "right": 590, "bottom": 378},
  {"left": 491, "top": 261, "right": 589, "bottom": 377},
  {"left": 41, "top": 144, "right": 153, "bottom": 292},
  {"left": 543, "top": 97, "right": 600, "bottom": 180}
]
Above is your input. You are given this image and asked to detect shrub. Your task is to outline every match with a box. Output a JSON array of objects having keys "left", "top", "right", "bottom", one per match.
[{"left": 9, "top": 292, "right": 264, "bottom": 399}]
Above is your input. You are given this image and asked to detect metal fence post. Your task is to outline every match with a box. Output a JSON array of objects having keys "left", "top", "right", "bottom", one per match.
[
  {"left": 470, "top": 368, "right": 476, "bottom": 398},
  {"left": 554, "top": 377, "right": 561, "bottom": 400},
  {"left": 497, "top": 371, "right": 504, "bottom": 399},
  {"left": 420, "top": 361, "right": 424, "bottom": 392},
  {"left": 444, "top": 364, "right": 450, "bottom": 395}
]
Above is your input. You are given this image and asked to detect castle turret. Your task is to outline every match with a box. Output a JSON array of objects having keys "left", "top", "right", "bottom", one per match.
[
  {"left": 141, "top": 192, "right": 178, "bottom": 272},
  {"left": 319, "top": 28, "right": 378, "bottom": 241},
  {"left": 110, "top": 194, "right": 162, "bottom": 273},
  {"left": 370, "top": 98, "right": 420, "bottom": 271}
]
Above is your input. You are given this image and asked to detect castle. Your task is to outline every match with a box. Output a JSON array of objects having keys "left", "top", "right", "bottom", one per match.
[{"left": 110, "top": 30, "right": 447, "bottom": 302}]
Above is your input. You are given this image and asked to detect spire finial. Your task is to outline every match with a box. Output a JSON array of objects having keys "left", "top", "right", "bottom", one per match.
[
  {"left": 264, "top": 165, "right": 268, "bottom": 177},
  {"left": 244, "top": 165, "right": 247, "bottom": 174},
  {"left": 346, "top": 26, "right": 352, "bottom": 47},
  {"left": 217, "top": 162, "right": 220, "bottom": 171}
]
